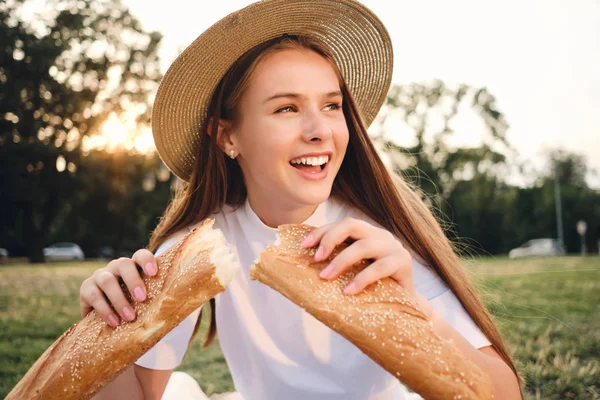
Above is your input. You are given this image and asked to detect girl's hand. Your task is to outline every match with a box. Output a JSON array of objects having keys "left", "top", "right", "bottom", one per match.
[
  {"left": 79, "top": 250, "right": 158, "bottom": 328},
  {"left": 300, "top": 218, "right": 422, "bottom": 305}
]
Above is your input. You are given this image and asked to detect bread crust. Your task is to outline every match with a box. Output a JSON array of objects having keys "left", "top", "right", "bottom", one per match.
[
  {"left": 7, "top": 219, "right": 237, "bottom": 400},
  {"left": 249, "top": 224, "right": 494, "bottom": 400}
]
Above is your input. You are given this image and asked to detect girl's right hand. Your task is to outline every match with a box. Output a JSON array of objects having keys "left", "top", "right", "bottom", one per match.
[{"left": 79, "top": 249, "right": 158, "bottom": 328}]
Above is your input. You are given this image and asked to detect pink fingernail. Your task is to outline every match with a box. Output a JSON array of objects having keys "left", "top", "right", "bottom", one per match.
[
  {"left": 145, "top": 262, "right": 157, "bottom": 276},
  {"left": 134, "top": 286, "right": 146, "bottom": 302},
  {"left": 108, "top": 314, "right": 119, "bottom": 327},
  {"left": 123, "top": 306, "right": 135, "bottom": 321},
  {"left": 319, "top": 264, "right": 333, "bottom": 279},
  {"left": 300, "top": 235, "right": 313, "bottom": 248},
  {"left": 344, "top": 282, "right": 357, "bottom": 295}
]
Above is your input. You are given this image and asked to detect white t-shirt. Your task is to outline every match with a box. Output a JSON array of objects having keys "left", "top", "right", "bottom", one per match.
[{"left": 136, "top": 196, "right": 491, "bottom": 400}]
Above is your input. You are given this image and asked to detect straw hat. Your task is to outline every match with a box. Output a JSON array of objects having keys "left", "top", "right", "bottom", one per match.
[{"left": 152, "top": 0, "right": 393, "bottom": 182}]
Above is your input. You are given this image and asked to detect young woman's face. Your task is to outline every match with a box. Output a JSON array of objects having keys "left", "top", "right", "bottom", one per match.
[{"left": 229, "top": 48, "right": 349, "bottom": 211}]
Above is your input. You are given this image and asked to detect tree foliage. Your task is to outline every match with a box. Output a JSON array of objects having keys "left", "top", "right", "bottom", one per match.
[
  {"left": 0, "top": 0, "right": 163, "bottom": 261},
  {"left": 377, "top": 81, "right": 599, "bottom": 255}
]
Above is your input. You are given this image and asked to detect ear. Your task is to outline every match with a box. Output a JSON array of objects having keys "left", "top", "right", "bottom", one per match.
[{"left": 207, "top": 117, "right": 235, "bottom": 152}]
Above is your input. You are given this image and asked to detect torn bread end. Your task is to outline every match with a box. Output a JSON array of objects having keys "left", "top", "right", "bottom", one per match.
[
  {"left": 179, "top": 220, "right": 241, "bottom": 286},
  {"left": 212, "top": 241, "right": 240, "bottom": 287}
]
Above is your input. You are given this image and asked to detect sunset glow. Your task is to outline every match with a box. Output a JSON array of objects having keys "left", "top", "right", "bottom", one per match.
[{"left": 82, "top": 112, "right": 155, "bottom": 154}]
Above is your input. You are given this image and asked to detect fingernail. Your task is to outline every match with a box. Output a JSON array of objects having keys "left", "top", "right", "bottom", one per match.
[
  {"left": 134, "top": 286, "right": 146, "bottom": 302},
  {"left": 108, "top": 314, "right": 119, "bottom": 327},
  {"left": 319, "top": 264, "right": 333, "bottom": 279},
  {"left": 300, "top": 235, "right": 313, "bottom": 248},
  {"left": 123, "top": 306, "right": 135, "bottom": 321},
  {"left": 315, "top": 246, "right": 324, "bottom": 261},
  {"left": 344, "top": 282, "right": 357, "bottom": 295},
  {"left": 145, "top": 262, "right": 157, "bottom": 276}
]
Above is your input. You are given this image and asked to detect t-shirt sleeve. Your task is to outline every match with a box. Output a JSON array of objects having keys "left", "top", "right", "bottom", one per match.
[
  {"left": 428, "top": 289, "right": 492, "bottom": 349},
  {"left": 412, "top": 257, "right": 491, "bottom": 349},
  {"left": 134, "top": 229, "right": 203, "bottom": 370}
]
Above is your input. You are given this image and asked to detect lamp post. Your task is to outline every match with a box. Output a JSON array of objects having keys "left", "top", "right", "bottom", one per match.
[
  {"left": 554, "top": 168, "right": 564, "bottom": 247},
  {"left": 576, "top": 220, "right": 587, "bottom": 256}
]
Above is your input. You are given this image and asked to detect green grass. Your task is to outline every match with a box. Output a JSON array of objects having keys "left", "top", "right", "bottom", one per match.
[{"left": 0, "top": 257, "right": 599, "bottom": 399}]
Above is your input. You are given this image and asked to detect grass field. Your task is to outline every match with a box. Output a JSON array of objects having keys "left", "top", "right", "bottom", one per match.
[{"left": 0, "top": 256, "right": 598, "bottom": 399}]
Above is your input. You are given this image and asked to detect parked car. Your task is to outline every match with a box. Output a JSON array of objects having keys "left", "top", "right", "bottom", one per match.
[
  {"left": 509, "top": 238, "right": 565, "bottom": 259},
  {"left": 43, "top": 242, "right": 85, "bottom": 261},
  {"left": 0, "top": 248, "right": 8, "bottom": 262}
]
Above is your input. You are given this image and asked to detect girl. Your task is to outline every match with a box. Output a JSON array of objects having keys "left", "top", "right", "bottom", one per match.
[{"left": 79, "top": 1, "right": 522, "bottom": 399}]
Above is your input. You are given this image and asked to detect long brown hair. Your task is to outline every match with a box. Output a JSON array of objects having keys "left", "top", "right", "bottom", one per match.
[{"left": 148, "top": 35, "right": 521, "bottom": 387}]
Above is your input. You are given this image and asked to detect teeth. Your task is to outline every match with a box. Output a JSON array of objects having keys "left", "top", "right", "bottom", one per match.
[{"left": 290, "top": 155, "right": 330, "bottom": 166}]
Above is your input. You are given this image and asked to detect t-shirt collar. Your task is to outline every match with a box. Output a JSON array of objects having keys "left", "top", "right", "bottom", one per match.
[{"left": 240, "top": 197, "right": 330, "bottom": 245}]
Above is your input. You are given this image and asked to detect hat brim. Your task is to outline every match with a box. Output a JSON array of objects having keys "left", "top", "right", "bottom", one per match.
[{"left": 152, "top": 0, "right": 393, "bottom": 181}]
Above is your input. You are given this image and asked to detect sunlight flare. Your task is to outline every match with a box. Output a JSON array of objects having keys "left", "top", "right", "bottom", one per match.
[{"left": 82, "top": 112, "right": 155, "bottom": 154}]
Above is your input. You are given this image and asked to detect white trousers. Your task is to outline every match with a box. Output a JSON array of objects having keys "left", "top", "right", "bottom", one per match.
[{"left": 162, "top": 371, "right": 244, "bottom": 400}]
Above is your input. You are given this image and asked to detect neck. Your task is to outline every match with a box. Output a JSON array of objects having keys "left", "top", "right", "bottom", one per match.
[{"left": 247, "top": 193, "right": 318, "bottom": 228}]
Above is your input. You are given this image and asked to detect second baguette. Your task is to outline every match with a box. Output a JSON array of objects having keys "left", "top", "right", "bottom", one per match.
[{"left": 249, "top": 224, "right": 494, "bottom": 400}]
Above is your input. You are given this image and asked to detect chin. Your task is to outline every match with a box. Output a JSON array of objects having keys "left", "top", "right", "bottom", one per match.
[{"left": 290, "top": 184, "right": 332, "bottom": 207}]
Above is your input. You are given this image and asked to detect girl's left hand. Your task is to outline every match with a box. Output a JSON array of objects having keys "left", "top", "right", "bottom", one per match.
[{"left": 300, "top": 217, "right": 420, "bottom": 301}]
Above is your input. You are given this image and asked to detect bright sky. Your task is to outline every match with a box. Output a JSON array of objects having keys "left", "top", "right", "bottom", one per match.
[{"left": 122, "top": 0, "right": 600, "bottom": 188}]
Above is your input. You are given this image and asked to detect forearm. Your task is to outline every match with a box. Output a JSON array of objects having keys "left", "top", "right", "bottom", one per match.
[
  {"left": 416, "top": 294, "right": 522, "bottom": 399},
  {"left": 92, "top": 366, "right": 144, "bottom": 400}
]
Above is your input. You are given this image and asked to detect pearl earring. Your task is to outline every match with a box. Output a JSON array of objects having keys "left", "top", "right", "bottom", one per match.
[{"left": 229, "top": 150, "right": 235, "bottom": 159}]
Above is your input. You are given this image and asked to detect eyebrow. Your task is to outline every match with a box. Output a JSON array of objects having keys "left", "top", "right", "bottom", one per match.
[{"left": 263, "top": 90, "right": 343, "bottom": 104}]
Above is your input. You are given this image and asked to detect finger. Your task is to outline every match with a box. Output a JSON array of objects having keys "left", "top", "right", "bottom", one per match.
[
  {"left": 79, "top": 278, "right": 94, "bottom": 318},
  {"left": 300, "top": 218, "right": 364, "bottom": 250},
  {"left": 94, "top": 269, "right": 136, "bottom": 322},
  {"left": 343, "top": 257, "right": 400, "bottom": 295},
  {"left": 80, "top": 299, "right": 92, "bottom": 319},
  {"left": 319, "top": 238, "right": 382, "bottom": 280},
  {"left": 117, "top": 259, "right": 147, "bottom": 303},
  {"left": 132, "top": 249, "right": 158, "bottom": 276},
  {"left": 300, "top": 222, "right": 334, "bottom": 249},
  {"left": 80, "top": 284, "right": 119, "bottom": 327},
  {"left": 314, "top": 219, "right": 374, "bottom": 262}
]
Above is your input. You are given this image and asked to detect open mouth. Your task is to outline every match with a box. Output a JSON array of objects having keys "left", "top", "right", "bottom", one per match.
[{"left": 289, "top": 155, "right": 330, "bottom": 172}]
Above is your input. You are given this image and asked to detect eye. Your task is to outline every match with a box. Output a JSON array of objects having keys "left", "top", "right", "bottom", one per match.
[
  {"left": 275, "top": 105, "right": 297, "bottom": 113},
  {"left": 325, "top": 102, "right": 342, "bottom": 111}
]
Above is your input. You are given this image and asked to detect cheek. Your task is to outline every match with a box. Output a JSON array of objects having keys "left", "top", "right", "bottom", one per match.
[
  {"left": 238, "top": 122, "right": 291, "bottom": 172},
  {"left": 335, "top": 122, "right": 350, "bottom": 152}
]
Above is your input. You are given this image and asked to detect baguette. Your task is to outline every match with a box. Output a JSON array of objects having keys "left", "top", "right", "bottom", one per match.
[
  {"left": 7, "top": 219, "right": 241, "bottom": 400},
  {"left": 249, "top": 224, "right": 494, "bottom": 400}
]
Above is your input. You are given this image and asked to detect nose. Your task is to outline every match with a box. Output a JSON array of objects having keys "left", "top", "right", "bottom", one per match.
[{"left": 301, "top": 108, "right": 333, "bottom": 143}]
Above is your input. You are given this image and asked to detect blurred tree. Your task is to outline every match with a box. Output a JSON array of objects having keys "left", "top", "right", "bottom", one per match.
[
  {"left": 0, "top": 0, "right": 162, "bottom": 262},
  {"left": 375, "top": 80, "right": 514, "bottom": 253},
  {"left": 49, "top": 151, "right": 173, "bottom": 259},
  {"left": 375, "top": 80, "right": 512, "bottom": 202}
]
